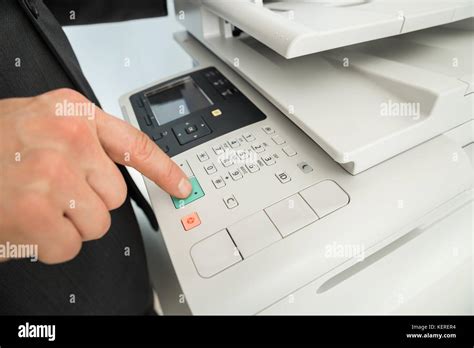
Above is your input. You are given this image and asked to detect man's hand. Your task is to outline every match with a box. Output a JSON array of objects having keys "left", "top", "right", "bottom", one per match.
[{"left": 0, "top": 89, "right": 192, "bottom": 264}]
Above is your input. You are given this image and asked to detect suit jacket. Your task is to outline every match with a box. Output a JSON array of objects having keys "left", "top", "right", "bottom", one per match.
[
  {"left": 0, "top": 0, "right": 166, "bottom": 230},
  {"left": 0, "top": 0, "right": 167, "bottom": 314}
]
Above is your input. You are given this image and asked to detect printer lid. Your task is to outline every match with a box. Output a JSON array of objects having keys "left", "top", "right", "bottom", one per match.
[{"left": 199, "top": 0, "right": 473, "bottom": 58}]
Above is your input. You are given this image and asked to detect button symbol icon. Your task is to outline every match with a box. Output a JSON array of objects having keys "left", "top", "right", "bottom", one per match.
[
  {"left": 275, "top": 171, "right": 291, "bottom": 183},
  {"left": 223, "top": 194, "right": 239, "bottom": 209},
  {"left": 181, "top": 212, "right": 201, "bottom": 231}
]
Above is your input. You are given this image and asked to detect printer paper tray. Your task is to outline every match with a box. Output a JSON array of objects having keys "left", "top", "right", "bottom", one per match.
[
  {"left": 176, "top": 19, "right": 473, "bottom": 173},
  {"left": 199, "top": 0, "right": 473, "bottom": 58}
]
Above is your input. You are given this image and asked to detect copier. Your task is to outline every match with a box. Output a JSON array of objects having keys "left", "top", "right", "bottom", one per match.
[{"left": 119, "top": 0, "right": 474, "bottom": 315}]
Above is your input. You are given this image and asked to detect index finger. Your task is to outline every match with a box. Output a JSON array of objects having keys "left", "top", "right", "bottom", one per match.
[{"left": 94, "top": 108, "right": 192, "bottom": 199}]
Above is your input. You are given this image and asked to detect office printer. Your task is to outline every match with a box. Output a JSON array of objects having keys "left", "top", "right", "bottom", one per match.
[{"left": 120, "top": 0, "right": 473, "bottom": 314}]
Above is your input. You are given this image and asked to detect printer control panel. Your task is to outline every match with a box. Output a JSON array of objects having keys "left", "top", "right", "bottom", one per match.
[
  {"left": 129, "top": 67, "right": 266, "bottom": 157},
  {"left": 125, "top": 67, "right": 350, "bottom": 279},
  {"left": 173, "top": 124, "right": 350, "bottom": 278}
]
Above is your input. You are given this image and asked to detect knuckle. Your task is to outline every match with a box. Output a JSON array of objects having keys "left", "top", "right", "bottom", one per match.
[
  {"left": 108, "top": 179, "right": 127, "bottom": 211},
  {"left": 57, "top": 118, "right": 92, "bottom": 146},
  {"left": 132, "top": 132, "right": 155, "bottom": 163},
  {"left": 47, "top": 88, "right": 85, "bottom": 102},
  {"left": 31, "top": 150, "right": 71, "bottom": 183},
  {"left": 41, "top": 237, "right": 82, "bottom": 264},
  {"left": 87, "top": 210, "right": 111, "bottom": 240},
  {"left": 14, "top": 192, "right": 51, "bottom": 220}
]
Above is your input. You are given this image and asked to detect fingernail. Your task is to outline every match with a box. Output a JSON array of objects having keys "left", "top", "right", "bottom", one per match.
[{"left": 178, "top": 177, "right": 192, "bottom": 198}]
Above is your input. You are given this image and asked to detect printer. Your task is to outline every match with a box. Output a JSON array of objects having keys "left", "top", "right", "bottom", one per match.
[{"left": 119, "top": 0, "right": 473, "bottom": 314}]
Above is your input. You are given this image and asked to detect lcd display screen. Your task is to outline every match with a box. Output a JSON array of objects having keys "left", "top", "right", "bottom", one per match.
[{"left": 146, "top": 76, "right": 213, "bottom": 126}]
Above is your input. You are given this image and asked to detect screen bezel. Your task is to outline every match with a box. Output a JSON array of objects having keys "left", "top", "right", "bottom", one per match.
[{"left": 143, "top": 76, "right": 214, "bottom": 126}]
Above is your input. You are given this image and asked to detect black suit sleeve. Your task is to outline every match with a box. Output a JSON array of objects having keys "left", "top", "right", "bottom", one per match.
[{"left": 43, "top": 0, "right": 168, "bottom": 26}]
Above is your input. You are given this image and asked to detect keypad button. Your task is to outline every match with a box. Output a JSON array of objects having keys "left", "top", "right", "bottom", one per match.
[
  {"left": 220, "top": 157, "right": 233, "bottom": 168},
  {"left": 229, "top": 168, "right": 243, "bottom": 181},
  {"left": 275, "top": 171, "right": 291, "bottom": 184},
  {"left": 173, "top": 119, "right": 211, "bottom": 145},
  {"left": 251, "top": 144, "right": 265, "bottom": 153},
  {"left": 246, "top": 162, "right": 260, "bottom": 173},
  {"left": 283, "top": 146, "right": 297, "bottom": 157},
  {"left": 262, "top": 155, "right": 276, "bottom": 166},
  {"left": 271, "top": 135, "right": 286, "bottom": 145},
  {"left": 197, "top": 151, "right": 210, "bottom": 162},
  {"left": 212, "top": 145, "right": 224, "bottom": 155},
  {"left": 181, "top": 212, "right": 201, "bottom": 231},
  {"left": 212, "top": 176, "right": 226, "bottom": 189},
  {"left": 262, "top": 126, "right": 275, "bottom": 134},
  {"left": 204, "top": 163, "right": 217, "bottom": 175},
  {"left": 222, "top": 143, "right": 231, "bottom": 152},
  {"left": 236, "top": 150, "right": 249, "bottom": 160},
  {"left": 186, "top": 125, "right": 198, "bottom": 134},
  {"left": 229, "top": 139, "right": 240, "bottom": 148},
  {"left": 223, "top": 194, "right": 239, "bottom": 209},
  {"left": 243, "top": 133, "right": 256, "bottom": 142}
]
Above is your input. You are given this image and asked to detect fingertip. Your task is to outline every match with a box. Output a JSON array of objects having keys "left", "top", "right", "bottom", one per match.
[{"left": 176, "top": 177, "right": 193, "bottom": 199}]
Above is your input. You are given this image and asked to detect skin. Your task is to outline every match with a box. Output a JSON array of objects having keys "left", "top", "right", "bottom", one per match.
[{"left": 0, "top": 88, "right": 192, "bottom": 264}]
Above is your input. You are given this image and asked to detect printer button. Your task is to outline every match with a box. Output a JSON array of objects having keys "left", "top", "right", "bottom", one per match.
[
  {"left": 283, "top": 146, "right": 297, "bottom": 157},
  {"left": 275, "top": 171, "right": 291, "bottom": 184},
  {"left": 204, "top": 163, "right": 218, "bottom": 175},
  {"left": 227, "top": 211, "right": 281, "bottom": 258},
  {"left": 262, "top": 155, "right": 276, "bottom": 166},
  {"left": 212, "top": 145, "right": 224, "bottom": 155},
  {"left": 191, "top": 230, "right": 242, "bottom": 278},
  {"left": 251, "top": 144, "right": 265, "bottom": 153},
  {"left": 300, "top": 180, "right": 349, "bottom": 218},
  {"left": 265, "top": 194, "right": 318, "bottom": 237},
  {"left": 197, "top": 151, "right": 210, "bottom": 162},
  {"left": 243, "top": 133, "right": 256, "bottom": 142},
  {"left": 212, "top": 176, "right": 226, "bottom": 189},
  {"left": 181, "top": 212, "right": 201, "bottom": 231},
  {"left": 171, "top": 177, "right": 205, "bottom": 209},
  {"left": 223, "top": 194, "right": 239, "bottom": 209},
  {"left": 271, "top": 135, "right": 286, "bottom": 145},
  {"left": 262, "top": 125, "right": 275, "bottom": 134}
]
